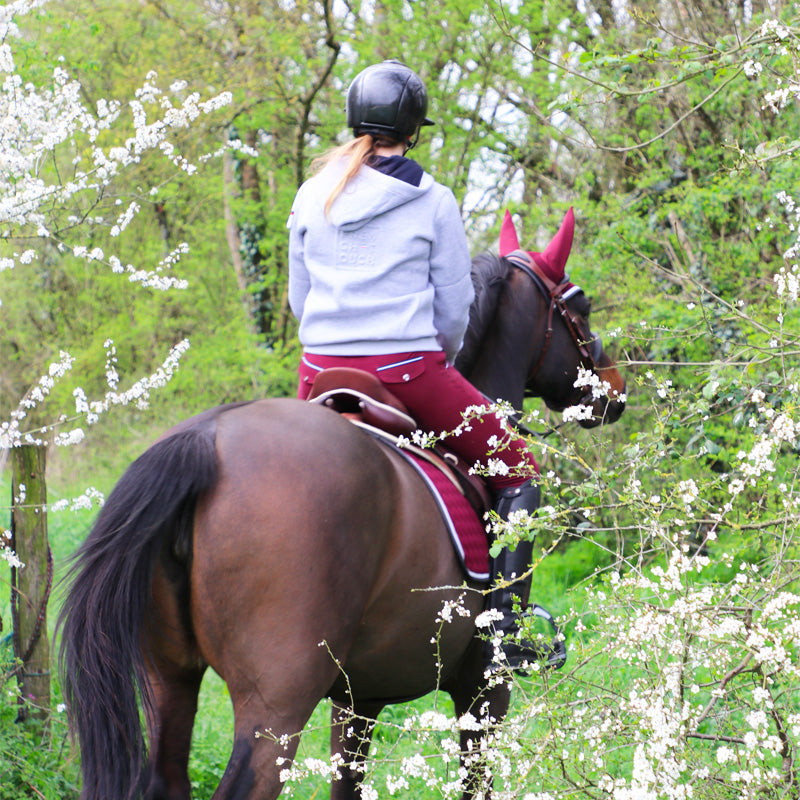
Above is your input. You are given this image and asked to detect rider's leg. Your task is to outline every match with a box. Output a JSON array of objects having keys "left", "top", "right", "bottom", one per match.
[
  {"left": 483, "top": 479, "right": 540, "bottom": 672},
  {"left": 297, "top": 350, "right": 554, "bottom": 673},
  {"left": 482, "top": 479, "right": 567, "bottom": 673}
]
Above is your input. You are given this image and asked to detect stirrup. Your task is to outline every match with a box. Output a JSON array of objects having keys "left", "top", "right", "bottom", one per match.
[{"left": 485, "top": 604, "right": 566, "bottom": 675}]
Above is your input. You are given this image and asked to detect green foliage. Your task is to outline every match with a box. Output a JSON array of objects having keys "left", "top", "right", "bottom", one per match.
[
  {"left": 0, "top": 695, "right": 79, "bottom": 800},
  {"left": 4, "top": 1, "right": 800, "bottom": 798},
  {"left": 188, "top": 671, "right": 234, "bottom": 797}
]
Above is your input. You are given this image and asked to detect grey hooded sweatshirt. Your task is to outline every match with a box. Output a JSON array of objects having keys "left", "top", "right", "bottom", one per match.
[{"left": 287, "top": 157, "right": 474, "bottom": 362}]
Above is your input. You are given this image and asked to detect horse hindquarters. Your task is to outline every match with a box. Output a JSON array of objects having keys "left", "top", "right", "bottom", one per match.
[{"left": 187, "top": 400, "right": 402, "bottom": 800}]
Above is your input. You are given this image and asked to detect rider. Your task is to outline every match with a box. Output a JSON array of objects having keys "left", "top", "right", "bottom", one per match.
[{"left": 287, "top": 59, "right": 544, "bottom": 673}]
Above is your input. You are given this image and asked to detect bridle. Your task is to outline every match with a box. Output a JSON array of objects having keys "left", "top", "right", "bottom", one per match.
[
  {"left": 476, "top": 250, "right": 606, "bottom": 440},
  {"left": 504, "top": 250, "right": 603, "bottom": 383}
]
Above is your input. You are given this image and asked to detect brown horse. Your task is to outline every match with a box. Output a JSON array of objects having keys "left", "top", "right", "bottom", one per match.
[{"left": 58, "top": 209, "right": 626, "bottom": 800}]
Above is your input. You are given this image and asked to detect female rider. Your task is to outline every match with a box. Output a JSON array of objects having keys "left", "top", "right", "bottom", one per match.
[{"left": 288, "top": 60, "right": 543, "bottom": 673}]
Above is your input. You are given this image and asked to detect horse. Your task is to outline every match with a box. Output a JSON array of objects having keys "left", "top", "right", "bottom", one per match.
[{"left": 58, "top": 208, "right": 626, "bottom": 800}]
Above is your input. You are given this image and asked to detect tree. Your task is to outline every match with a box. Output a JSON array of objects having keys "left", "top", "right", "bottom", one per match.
[{"left": 38, "top": 0, "right": 594, "bottom": 346}]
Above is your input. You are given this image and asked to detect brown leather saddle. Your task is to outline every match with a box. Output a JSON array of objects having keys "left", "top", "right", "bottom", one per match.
[{"left": 307, "top": 367, "right": 491, "bottom": 516}]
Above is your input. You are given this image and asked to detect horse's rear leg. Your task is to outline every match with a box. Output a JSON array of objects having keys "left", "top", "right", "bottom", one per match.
[
  {"left": 142, "top": 662, "right": 206, "bottom": 800},
  {"left": 445, "top": 647, "right": 512, "bottom": 800},
  {"left": 211, "top": 659, "right": 345, "bottom": 800},
  {"left": 329, "top": 700, "right": 384, "bottom": 800},
  {"left": 139, "top": 566, "right": 209, "bottom": 800},
  {"left": 211, "top": 697, "right": 324, "bottom": 800}
]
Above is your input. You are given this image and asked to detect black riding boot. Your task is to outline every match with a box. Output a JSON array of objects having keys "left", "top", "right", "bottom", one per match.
[{"left": 482, "top": 480, "right": 566, "bottom": 674}]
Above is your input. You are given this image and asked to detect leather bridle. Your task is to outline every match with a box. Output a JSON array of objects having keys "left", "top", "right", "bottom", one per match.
[{"left": 504, "top": 250, "right": 603, "bottom": 385}]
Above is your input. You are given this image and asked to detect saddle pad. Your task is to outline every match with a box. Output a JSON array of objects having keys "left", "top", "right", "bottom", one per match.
[{"left": 398, "top": 448, "right": 490, "bottom": 583}]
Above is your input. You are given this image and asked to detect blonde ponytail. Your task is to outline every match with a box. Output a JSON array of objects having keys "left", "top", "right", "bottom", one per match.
[{"left": 312, "top": 135, "right": 376, "bottom": 217}]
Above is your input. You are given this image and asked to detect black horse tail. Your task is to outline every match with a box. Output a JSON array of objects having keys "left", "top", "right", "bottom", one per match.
[{"left": 57, "top": 417, "right": 220, "bottom": 800}]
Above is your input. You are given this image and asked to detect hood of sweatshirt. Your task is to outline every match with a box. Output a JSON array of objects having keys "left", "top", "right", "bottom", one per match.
[{"left": 321, "top": 160, "right": 436, "bottom": 231}]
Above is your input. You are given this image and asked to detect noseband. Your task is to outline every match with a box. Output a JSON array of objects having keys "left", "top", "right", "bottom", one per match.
[{"left": 505, "top": 250, "right": 602, "bottom": 385}]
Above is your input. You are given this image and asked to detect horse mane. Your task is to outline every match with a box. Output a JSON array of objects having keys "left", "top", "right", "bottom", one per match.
[{"left": 455, "top": 252, "right": 510, "bottom": 376}]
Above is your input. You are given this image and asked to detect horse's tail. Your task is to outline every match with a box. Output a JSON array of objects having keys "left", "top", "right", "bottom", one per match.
[{"left": 57, "top": 418, "right": 220, "bottom": 800}]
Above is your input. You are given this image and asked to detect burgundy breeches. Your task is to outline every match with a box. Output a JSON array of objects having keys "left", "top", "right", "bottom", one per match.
[{"left": 297, "top": 350, "right": 538, "bottom": 492}]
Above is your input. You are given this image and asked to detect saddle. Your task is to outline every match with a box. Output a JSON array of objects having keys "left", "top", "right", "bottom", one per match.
[{"left": 308, "top": 367, "right": 491, "bottom": 518}]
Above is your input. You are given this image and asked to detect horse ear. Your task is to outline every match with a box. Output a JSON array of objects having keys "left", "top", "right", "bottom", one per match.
[
  {"left": 499, "top": 210, "right": 521, "bottom": 257},
  {"left": 531, "top": 207, "right": 575, "bottom": 281}
]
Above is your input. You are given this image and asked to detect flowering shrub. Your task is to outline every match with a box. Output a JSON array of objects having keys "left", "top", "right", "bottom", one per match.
[
  {"left": 272, "top": 232, "right": 800, "bottom": 800},
  {"left": 0, "top": 1, "right": 230, "bottom": 559},
  {"left": 0, "top": 4, "right": 232, "bottom": 425},
  {"left": 274, "top": 294, "right": 799, "bottom": 797}
]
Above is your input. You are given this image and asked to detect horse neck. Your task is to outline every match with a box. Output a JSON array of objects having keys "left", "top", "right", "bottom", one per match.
[
  {"left": 459, "top": 269, "right": 544, "bottom": 410},
  {"left": 464, "top": 352, "right": 526, "bottom": 410}
]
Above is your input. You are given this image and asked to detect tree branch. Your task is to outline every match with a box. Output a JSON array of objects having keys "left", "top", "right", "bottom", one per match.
[{"left": 295, "top": 0, "right": 341, "bottom": 187}]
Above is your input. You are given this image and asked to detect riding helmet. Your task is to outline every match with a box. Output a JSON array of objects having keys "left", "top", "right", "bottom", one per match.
[{"left": 346, "top": 60, "right": 434, "bottom": 146}]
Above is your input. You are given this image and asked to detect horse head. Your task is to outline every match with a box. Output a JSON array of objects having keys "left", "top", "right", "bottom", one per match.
[
  {"left": 457, "top": 208, "right": 626, "bottom": 428},
  {"left": 499, "top": 207, "right": 626, "bottom": 428}
]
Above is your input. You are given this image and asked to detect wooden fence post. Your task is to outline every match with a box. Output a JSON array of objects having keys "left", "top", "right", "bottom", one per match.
[{"left": 10, "top": 444, "right": 52, "bottom": 722}]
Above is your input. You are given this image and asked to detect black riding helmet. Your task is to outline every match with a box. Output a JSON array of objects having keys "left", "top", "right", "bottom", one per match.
[{"left": 346, "top": 60, "right": 435, "bottom": 149}]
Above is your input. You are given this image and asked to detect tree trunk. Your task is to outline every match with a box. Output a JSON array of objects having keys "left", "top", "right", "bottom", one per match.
[
  {"left": 223, "top": 150, "right": 249, "bottom": 297},
  {"left": 10, "top": 444, "right": 51, "bottom": 723}
]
